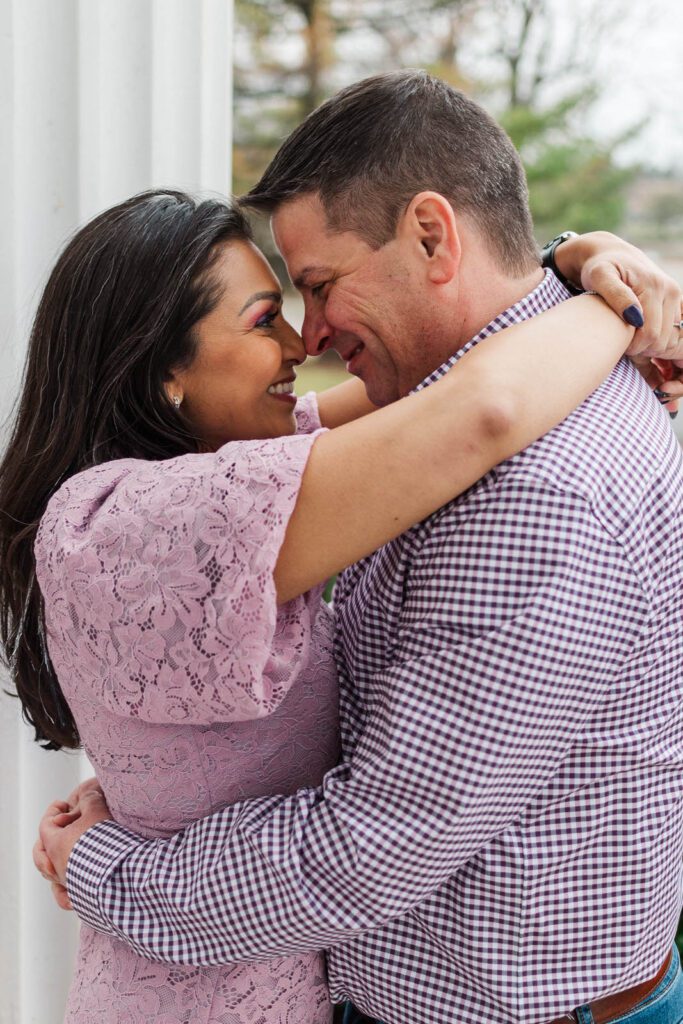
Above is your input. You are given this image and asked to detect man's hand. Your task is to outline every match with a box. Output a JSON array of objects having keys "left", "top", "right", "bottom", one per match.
[
  {"left": 555, "top": 231, "right": 683, "bottom": 411},
  {"left": 33, "top": 777, "right": 113, "bottom": 910}
]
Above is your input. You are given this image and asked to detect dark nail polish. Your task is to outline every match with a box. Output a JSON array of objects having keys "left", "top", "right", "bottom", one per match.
[
  {"left": 670, "top": 410, "right": 679, "bottom": 421},
  {"left": 654, "top": 388, "right": 671, "bottom": 403},
  {"left": 622, "top": 304, "right": 644, "bottom": 328}
]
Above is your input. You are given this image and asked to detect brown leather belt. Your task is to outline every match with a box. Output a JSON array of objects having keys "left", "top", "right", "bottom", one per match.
[{"left": 548, "top": 950, "right": 672, "bottom": 1024}]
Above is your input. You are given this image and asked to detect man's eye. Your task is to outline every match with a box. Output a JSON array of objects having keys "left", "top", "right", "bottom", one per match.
[{"left": 311, "top": 283, "right": 328, "bottom": 299}]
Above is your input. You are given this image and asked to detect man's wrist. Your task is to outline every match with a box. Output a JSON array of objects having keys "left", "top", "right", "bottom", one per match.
[
  {"left": 540, "top": 231, "right": 584, "bottom": 295},
  {"left": 66, "top": 819, "right": 145, "bottom": 932}
]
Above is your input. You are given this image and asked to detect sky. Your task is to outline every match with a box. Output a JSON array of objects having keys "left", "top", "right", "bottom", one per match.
[
  {"left": 570, "top": 0, "right": 683, "bottom": 171},
  {"left": 474, "top": 0, "right": 683, "bottom": 173}
]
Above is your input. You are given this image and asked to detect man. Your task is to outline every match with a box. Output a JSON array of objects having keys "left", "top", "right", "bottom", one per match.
[{"left": 38, "top": 71, "right": 683, "bottom": 1023}]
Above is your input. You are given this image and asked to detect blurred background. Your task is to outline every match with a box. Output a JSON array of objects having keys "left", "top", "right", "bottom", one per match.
[
  {"left": 233, "top": 0, "right": 683, "bottom": 416},
  {"left": 0, "top": 1, "right": 681, "bottom": 1021}
]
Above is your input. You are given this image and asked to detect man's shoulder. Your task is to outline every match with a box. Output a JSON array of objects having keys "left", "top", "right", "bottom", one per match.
[
  {"left": 421, "top": 359, "right": 682, "bottom": 540},
  {"left": 338, "top": 361, "right": 683, "bottom": 601}
]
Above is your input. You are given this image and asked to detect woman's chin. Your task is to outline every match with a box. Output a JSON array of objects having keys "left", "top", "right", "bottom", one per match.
[{"left": 273, "top": 411, "right": 298, "bottom": 437}]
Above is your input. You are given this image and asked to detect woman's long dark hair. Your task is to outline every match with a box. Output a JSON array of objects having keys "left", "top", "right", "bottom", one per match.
[{"left": 0, "top": 189, "right": 253, "bottom": 750}]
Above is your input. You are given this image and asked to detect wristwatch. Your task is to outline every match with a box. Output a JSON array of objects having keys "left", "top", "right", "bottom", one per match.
[{"left": 540, "top": 231, "right": 584, "bottom": 295}]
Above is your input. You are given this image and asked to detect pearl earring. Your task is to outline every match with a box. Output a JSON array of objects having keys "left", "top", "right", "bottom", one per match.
[{"left": 173, "top": 395, "right": 181, "bottom": 408}]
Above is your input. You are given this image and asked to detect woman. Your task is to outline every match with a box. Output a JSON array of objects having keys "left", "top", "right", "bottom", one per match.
[{"left": 0, "top": 188, "right": 676, "bottom": 1024}]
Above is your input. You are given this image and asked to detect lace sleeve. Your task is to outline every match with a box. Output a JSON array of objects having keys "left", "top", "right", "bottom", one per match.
[
  {"left": 35, "top": 430, "right": 327, "bottom": 726},
  {"left": 294, "top": 390, "right": 322, "bottom": 434}
]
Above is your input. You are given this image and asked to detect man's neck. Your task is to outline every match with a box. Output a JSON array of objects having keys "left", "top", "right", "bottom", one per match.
[
  {"left": 403, "top": 263, "right": 545, "bottom": 395},
  {"left": 449, "top": 263, "right": 546, "bottom": 356}
]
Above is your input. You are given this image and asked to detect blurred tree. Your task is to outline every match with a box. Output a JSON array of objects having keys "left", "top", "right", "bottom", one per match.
[
  {"left": 233, "top": 0, "right": 642, "bottom": 241},
  {"left": 233, "top": 0, "right": 334, "bottom": 198},
  {"left": 233, "top": 0, "right": 476, "bottom": 197},
  {"left": 501, "top": 93, "right": 640, "bottom": 237},
  {"left": 482, "top": 0, "right": 641, "bottom": 237}
]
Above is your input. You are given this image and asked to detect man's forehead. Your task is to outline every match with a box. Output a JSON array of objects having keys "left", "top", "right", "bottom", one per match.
[
  {"left": 271, "top": 196, "right": 366, "bottom": 285},
  {"left": 271, "top": 193, "right": 326, "bottom": 239},
  {"left": 272, "top": 222, "right": 345, "bottom": 286},
  {"left": 290, "top": 264, "right": 335, "bottom": 290}
]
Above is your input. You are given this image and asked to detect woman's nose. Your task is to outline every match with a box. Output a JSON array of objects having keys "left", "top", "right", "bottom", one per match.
[{"left": 281, "top": 320, "right": 307, "bottom": 365}]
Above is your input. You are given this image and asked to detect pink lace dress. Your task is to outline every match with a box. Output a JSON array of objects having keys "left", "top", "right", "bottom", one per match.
[{"left": 33, "top": 394, "right": 340, "bottom": 1024}]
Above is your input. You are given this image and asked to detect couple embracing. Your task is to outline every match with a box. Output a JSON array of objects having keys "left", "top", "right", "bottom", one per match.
[{"left": 4, "top": 70, "right": 683, "bottom": 1024}]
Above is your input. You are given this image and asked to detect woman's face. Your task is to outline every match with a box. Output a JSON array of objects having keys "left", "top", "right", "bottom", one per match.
[{"left": 168, "top": 240, "right": 306, "bottom": 450}]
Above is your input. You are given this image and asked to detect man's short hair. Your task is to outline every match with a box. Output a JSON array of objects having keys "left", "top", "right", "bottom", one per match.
[{"left": 243, "top": 69, "right": 540, "bottom": 277}]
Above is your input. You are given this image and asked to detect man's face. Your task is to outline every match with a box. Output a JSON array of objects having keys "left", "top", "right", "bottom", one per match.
[{"left": 271, "top": 193, "right": 435, "bottom": 406}]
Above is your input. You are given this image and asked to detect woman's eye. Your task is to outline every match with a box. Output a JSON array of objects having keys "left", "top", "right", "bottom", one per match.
[{"left": 255, "top": 310, "right": 278, "bottom": 329}]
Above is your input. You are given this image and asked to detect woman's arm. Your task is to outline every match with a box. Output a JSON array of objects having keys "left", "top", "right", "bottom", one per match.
[{"left": 274, "top": 294, "right": 634, "bottom": 604}]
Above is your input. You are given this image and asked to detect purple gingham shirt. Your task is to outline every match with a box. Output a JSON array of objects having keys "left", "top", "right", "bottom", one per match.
[{"left": 66, "top": 271, "right": 683, "bottom": 1024}]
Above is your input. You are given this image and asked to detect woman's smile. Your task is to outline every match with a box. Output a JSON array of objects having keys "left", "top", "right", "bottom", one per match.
[{"left": 266, "top": 376, "right": 297, "bottom": 403}]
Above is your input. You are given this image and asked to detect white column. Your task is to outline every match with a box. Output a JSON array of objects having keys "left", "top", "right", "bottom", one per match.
[
  {"left": 0, "top": 3, "right": 234, "bottom": 1022},
  {"left": 200, "top": 0, "right": 234, "bottom": 194},
  {"left": 78, "top": 0, "right": 154, "bottom": 221},
  {"left": 6, "top": 3, "right": 83, "bottom": 1021},
  {"left": 152, "top": 0, "right": 233, "bottom": 194}
]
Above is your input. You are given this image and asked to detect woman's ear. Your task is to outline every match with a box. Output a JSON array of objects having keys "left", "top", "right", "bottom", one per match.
[
  {"left": 163, "top": 375, "right": 183, "bottom": 406},
  {"left": 397, "top": 191, "right": 461, "bottom": 285}
]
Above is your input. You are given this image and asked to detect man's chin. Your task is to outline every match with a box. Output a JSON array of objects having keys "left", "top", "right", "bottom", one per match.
[{"left": 358, "top": 372, "right": 400, "bottom": 408}]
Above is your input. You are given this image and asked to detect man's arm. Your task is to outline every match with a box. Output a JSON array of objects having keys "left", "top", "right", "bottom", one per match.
[{"left": 39, "top": 478, "right": 646, "bottom": 967}]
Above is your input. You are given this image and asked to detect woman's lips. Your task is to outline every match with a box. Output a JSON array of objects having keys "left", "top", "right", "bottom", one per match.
[{"left": 267, "top": 391, "right": 297, "bottom": 405}]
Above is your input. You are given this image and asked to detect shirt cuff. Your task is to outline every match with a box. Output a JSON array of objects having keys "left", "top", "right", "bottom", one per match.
[{"left": 66, "top": 819, "right": 146, "bottom": 932}]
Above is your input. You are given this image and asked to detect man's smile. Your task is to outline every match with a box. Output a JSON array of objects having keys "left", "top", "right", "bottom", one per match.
[{"left": 340, "top": 341, "right": 365, "bottom": 372}]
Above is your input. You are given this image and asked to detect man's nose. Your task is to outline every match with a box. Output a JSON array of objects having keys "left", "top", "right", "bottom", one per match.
[{"left": 302, "top": 307, "right": 333, "bottom": 357}]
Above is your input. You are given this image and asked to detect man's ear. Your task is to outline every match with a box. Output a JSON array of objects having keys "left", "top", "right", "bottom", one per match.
[{"left": 397, "top": 192, "right": 461, "bottom": 285}]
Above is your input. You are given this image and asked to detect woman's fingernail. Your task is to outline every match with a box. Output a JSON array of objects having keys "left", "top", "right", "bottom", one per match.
[
  {"left": 654, "top": 388, "right": 672, "bottom": 403},
  {"left": 669, "top": 410, "right": 678, "bottom": 420},
  {"left": 623, "top": 304, "right": 644, "bottom": 328}
]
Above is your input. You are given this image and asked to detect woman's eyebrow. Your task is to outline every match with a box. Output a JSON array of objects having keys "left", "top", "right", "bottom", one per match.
[{"left": 238, "top": 290, "right": 282, "bottom": 315}]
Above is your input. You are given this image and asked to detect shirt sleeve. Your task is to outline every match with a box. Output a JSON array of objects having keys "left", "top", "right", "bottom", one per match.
[
  {"left": 35, "top": 429, "right": 326, "bottom": 725},
  {"left": 64, "top": 479, "right": 648, "bottom": 965}
]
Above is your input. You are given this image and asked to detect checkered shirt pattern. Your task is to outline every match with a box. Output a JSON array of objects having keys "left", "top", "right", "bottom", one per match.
[{"left": 67, "top": 271, "right": 683, "bottom": 1024}]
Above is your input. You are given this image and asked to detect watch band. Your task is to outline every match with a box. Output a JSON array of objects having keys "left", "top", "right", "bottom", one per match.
[{"left": 540, "top": 231, "right": 584, "bottom": 295}]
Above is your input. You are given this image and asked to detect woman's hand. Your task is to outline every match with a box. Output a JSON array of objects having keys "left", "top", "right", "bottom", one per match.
[
  {"left": 33, "top": 777, "right": 113, "bottom": 907},
  {"left": 555, "top": 231, "right": 683, "bottom": 413}
]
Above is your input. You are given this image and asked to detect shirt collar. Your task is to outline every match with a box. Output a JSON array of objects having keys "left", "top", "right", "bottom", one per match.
[{"left": 410, "top": 269, "right": 573, "bottom": 395}]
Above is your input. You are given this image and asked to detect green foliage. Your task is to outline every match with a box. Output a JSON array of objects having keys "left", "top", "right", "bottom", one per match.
[
  {"left": 501, "top": 91, "right": 640, "bottom": 239},
  {"left": 323, "top": 576, "right": 336, "bottom": 604}
]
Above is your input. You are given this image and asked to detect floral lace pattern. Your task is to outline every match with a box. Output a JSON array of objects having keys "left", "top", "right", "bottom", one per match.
[{"left": 34, "top": 394, "right": 340, "bottom": 1023}]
